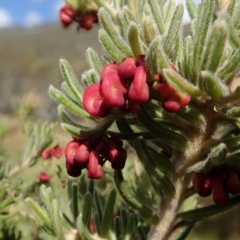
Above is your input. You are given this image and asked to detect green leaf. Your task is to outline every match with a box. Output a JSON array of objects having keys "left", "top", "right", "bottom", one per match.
[
  {"left": 163, "top": 68, "right": 202, "bottom": 96},
  {"left": 61, "top": 116, "right": 114, "bottom": 138},
  {"left": 201, "top": 20, "right": 228, "bottom": 72},
  {"left": 0, "top": 196, "right": 14, "bottom": 213},
  {"left": 224, "top": 13, "right": 240, "bottom": 49},
  {"left": 0, "top": 185, "right": 7, "bottom": 202},
  {"left": 176, "top": 224, "right": 195, "bottom": 240},
  {"left": 59, "top": 59, "right": 83, "bottom": 100},
  {"left": 68, "top": 179, "right": 79, "bottom": 223},
  {"left": 76, "top": 214, "right": 94, "bottom": 240},
  {"left": 128, "top": 23, "right": 143, "bottom": 57},
  {"left": 124, "top": 214, "right": 135, "bottom": 240},
  {"left": 100, "top": 189, "right": 116, "bottom": 238},
  {"left": 186, "top": 0, "right": 198, "bottom": 20},
  {"left": 58, "top": 105, "right": 89, "bottom": 128},
  {"left": 51, "top": 200, "right": 63, "bottom": 238},
  {"left": 81, "top": 192, "right": 92, "bottom": 228},
  {"left": 142, "top": 18, "right": 158, "bottom": 46},
  {"left": 134, "top": 137, "right": 175, "bottom": 198},
  {"left": 94, "top": 191, "right": 103, "bottom": 224},
  {"left": 193, "top": 0, "right": 215, "bottom": 73},
  {"left": 146, "top": 37, "right": 170, "bottom": 76},
  {"left": 137, "top": 105, "right": 188, "bottom": 151},
  {"left": 114, "top": 216, "right": 122, "bottom": 239},
  {"left": 86, "top": 48, "right": 103, "bottom": 78},
  {"left": 147, "top": 146, "right": 175, "bottom": 173},
  {"left": 26, "top": 198, "right": 52, "bottom": 226},
  {"left": 217, "top": 49, "right": 240, "bottom": 80},
  {"left": 183, "top": 36, "right": 194, "bottom": 81},
  {"left": 99, "top": 8, "right": 133, "bottom": 57},
  {"left": 114, "top": 170, "right": 159, "bottom": 225},
  {"left": 39, "top": 186, "right": 54, "bottom": 218},
  {"left": 201, "top": 71, "right": 229, "bottom": 99},
  {"left": 163, "top": 3, "right": 184, "bottom": 54},
  {"left": 148, "top": 0, "right": 164, "bottom": 34},
  {"left": 177, "top": 194, "right": 240, "bottom": 223},
  {"left": 99, "top": 29, "right": 127, "bottom": 63},
  {"left": 61, "top": 82, "right": 80, "bottom": 106},
  {"left": 49, "top": 85, "right": 92, "bottom": 119},
  {"left": 164, "top": 0, "right": 176, "bottom": 32}
]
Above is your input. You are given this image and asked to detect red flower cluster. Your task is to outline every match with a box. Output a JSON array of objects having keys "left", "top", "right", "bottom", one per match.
[
  {"left": 42, "top": 145, "right": 63, "bottom": 160},
  {"left": 83, "top": 57, "right": 149, "bottom": 117},
  {"left": 192, "top": 166, "right": 240, "bottom": 204},
  {"left": 155, "top": 66, "right": 191, "bottom": 113},
  {"left": 64, "top": 135, "right": 127, "bottom": 179},
  {"left": 59, "top": 4, "right": 98, "bottom": 30},
  {"left": 38, "top": 172, "right": 51, "bottom": 183}
]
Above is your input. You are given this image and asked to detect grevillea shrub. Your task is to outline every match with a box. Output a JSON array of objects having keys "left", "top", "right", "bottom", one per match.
[{"left": 21, "top": 0, "right": 240, "bottom": 239}]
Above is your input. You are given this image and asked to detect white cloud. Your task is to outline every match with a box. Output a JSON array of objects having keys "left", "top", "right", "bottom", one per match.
[
  {"left": 25, "top": 11, "right": 44, "bottom": 27},
  {"left": 0, "top": 8, "right": 12, "bottom": 28}
]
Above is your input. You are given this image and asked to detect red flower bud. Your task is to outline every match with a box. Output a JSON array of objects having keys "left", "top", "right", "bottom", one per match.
[
  {"left": 38, "top": 172, "right": 51, "bottom": 183},
  {"left": 42, "top": 149, "right": 51, "bottom": 160},
  {"left": 73, "top": 144, "right": 90, "bottom": 167},
  {"left": 117, "top": 58, "right": 137, "bottom": 81},
  {"left": 192, "top": 172, "right": 213, "bottom": 197},
  {"left": 110, "top": 148, "right": 127, "bottom": 170},
  {"left": 51, "top": 145, "right": 63, "bottom": 158},
  {"left": 128, "top": 66, "right": 149, "bottom": 103},
  {"left": 162, "top": 95, "right": 182, "bottom": 113},
  {"left": 212, "top": 175, "right": 229, "bottom": 205},
  {"left": 65, "top": 140, "right": 80, "bottom": 165},
  {"left": 83, "top": 83, "right": 111, "bottom": 117},
  {"left": 65, "top": 162, "right": 82, "bottom": 177},
  {"left": 136, "top": 54, "right": 146, "bottom": 67},
  {"left": 60, "top": 5, "right": 76, "bottom": 27},
  {"left": 87, "top": 151, "right": 104, "bottom": 179},
  {"left": 100, "top": 72, "right": 127, "bottom": 108},
  {"left": 226, "top": 169, "right": 240, "bottom": 195},
  {"left": 80, "top": 13, "right": 95, "bottom": 30},
  {"left": 156, "top": 82, "right": 177, "bottom": 99},
  {"left": 100, "top": 64, "right": 118, "bottom": 83}
]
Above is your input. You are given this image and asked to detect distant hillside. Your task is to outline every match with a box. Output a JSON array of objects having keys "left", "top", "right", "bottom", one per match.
[
  {"left": 0, "top": 23, "right": 190, "bottom": 120},
  {"left": 0, "top": 24, "right": 102, "bottom": 120}
]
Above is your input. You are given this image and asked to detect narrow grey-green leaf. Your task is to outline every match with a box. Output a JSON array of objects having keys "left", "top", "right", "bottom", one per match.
[
  {"left": 99, "top": 8, "right": 133, "bottom": 57},
  {"left": 114, "top": 170, "right": 159, "bottom": 225},
  {"left": 201, "top": 71, "right": 229, "bottom": 99},
  {"left": 99, "top": 29, "right": 126, "bottom": 63},
  {"left": 26, "top": 198, "right": 52, "bottom": 226},
  {"left": 86, "top": 48, "right": 103, "bottom": 78},
  {"left": 51, "top": 200, "right": 63, "bottom": 237},
  {"left": 58, "top": 105, "right": 89, "bottom": 128},
  {"left": 201, "top": 20, "right": 228, "bottom": 72},
  {"left": 128, "top": 23, "right": 142, "bottom": 57},
  {"left": 39, "top": 186, "right": 54, "bottom": 218},
  {"left": 163, "top": 3, "right": 184, "bottom": 54},
  {"left": 217, "top": 49, "right": 240, "bottom": 80},
  {"left": 49, "top": 85, "right": 92, "bottom": 118},
  {"left": 82, "top": 192, "right": 92, "bottom": 227},
  {"left": 186, "top": 0, "right": 198, "bottom": 20},
  {"left": 146, "top": 37, "right": 170, "bottom": 76},
  {"left": 59, "top": 59, "right": 83, "bottom": 99},
  {"left": 61, "top": 116, "right": 114, "bottom": 138},
  {"left": 100, "top": 189, "right": 116, "bottom": 237},
  {"left": 164, "top": 0, "right": 176, "bottom": 31},
  {"left": 142, "top": 18, "right": 158, "bottom": 46},
  {"left": 148, "top": 0, "right": 164, "bottom": 34},
  {"left": 193, "top": 0, "right": 215, "bottom": 72},
  {"left": 134, "top": 137, "right": 175, "bottom": 198},
  {"left": 163, "top": 68, "right": 202, "bottom": 96}
]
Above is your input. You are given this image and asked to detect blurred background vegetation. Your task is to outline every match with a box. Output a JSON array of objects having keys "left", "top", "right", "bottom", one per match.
[{"left": 0, "top": 22, "right": 240, "bottom": 239}]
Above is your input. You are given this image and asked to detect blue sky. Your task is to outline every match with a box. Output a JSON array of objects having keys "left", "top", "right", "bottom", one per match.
[
  {"left": 0, "top": 0, "right": 62, "bottom": 27},
  {"left": 0, "top": 0, "right": 201, "bottom": 28}
]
